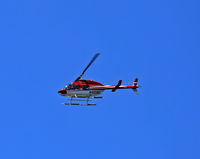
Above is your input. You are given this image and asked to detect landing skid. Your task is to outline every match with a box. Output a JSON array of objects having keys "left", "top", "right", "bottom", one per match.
[
  {"left": 67, "top": 99, "right": 92, "bottom": 102},
  {"left": 62, "top": 96, "right": 102, "bottom": 106},
  {"left": 62, "top": 103, "right": 96, "bottom": 106}
]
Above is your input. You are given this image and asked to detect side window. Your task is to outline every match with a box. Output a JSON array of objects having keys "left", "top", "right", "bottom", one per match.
[
  {"left": 72, "top": 84, "right": 76, "bottom": 89},
  {"left": 77, "top": 84, "right": 80, "bottom": 89},
  {"left": 83, "top": 85, "right": 89, "bottom": 90},
  {"left": 67, "top": 84, "right": 71, "bottom": 89},
  {"left": 82, "top": 85, "right": 86, "bottom": 90}
]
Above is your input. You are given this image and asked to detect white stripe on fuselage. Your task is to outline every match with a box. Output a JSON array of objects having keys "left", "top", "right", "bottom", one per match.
[{"left": 64, "top": 89, "right": 103, "bottom": 98}]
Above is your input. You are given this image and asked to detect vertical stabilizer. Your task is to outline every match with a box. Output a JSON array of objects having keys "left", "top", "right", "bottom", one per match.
[
  {"left": 132, "top": 78, "right": 139, "bottom": 95},
  {"left": 133, "top": 78, "right": 138, "bottom": 86}
]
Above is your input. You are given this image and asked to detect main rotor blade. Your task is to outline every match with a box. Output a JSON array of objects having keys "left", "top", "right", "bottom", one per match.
[{"left": 74, "top": 53, "right": 100, "bottom": 81}]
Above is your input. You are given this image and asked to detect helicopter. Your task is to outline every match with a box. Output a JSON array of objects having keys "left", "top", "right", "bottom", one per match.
[{"left": 58, "top": 53, "right": 139, "bottom": 106}]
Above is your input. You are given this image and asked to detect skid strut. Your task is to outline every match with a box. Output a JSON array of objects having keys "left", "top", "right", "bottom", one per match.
[{"left": 62, "top": 97, "right": 97, "bottom": 106}]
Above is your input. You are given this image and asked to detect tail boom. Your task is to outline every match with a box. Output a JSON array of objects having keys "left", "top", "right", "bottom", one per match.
[
  {"left": 112, "top": 78, "right": 139, "bottom": 90},
  {"left": 89, "top": 78, "right": 139, "bottom": 94}
]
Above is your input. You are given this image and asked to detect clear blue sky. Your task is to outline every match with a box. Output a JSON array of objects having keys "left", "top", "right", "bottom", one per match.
[{"left": 0, "top": 0, "right": 200, "bottom": 159}]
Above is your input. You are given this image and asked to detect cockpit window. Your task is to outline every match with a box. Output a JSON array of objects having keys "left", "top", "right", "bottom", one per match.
[
  {"left": 72, "top": 84, "right": 76, "bottom": 89},
  {"left": 65, "top": 84, "right": 71, "bottom": 89}
]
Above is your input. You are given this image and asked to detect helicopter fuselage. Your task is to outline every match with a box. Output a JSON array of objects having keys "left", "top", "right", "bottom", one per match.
[{"left": 58, "top": 80, "right": 104, "bottom": 98}]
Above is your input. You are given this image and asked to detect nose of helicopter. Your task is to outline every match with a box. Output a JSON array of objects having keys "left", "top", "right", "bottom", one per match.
[{"left": 58, "top": 89, "right": 67, "bottom": 95}]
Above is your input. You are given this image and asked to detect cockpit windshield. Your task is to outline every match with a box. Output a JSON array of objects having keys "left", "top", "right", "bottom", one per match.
[{"left": 65, "top": 84, "right": 71, "bottom": 89}]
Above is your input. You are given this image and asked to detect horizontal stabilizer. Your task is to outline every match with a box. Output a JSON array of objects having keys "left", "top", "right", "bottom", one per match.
[{"left": 112, "top": 80, "right": 122, "bottom": 92}]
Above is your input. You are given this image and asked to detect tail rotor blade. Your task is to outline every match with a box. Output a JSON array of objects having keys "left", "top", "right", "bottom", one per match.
[{"left": 132, "top": 88, "right": 139, "bottom": 95}]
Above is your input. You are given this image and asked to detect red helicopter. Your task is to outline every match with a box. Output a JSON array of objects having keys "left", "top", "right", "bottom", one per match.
[{"left": 58, "top": 53, "right": 139, "bottom": 106}]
